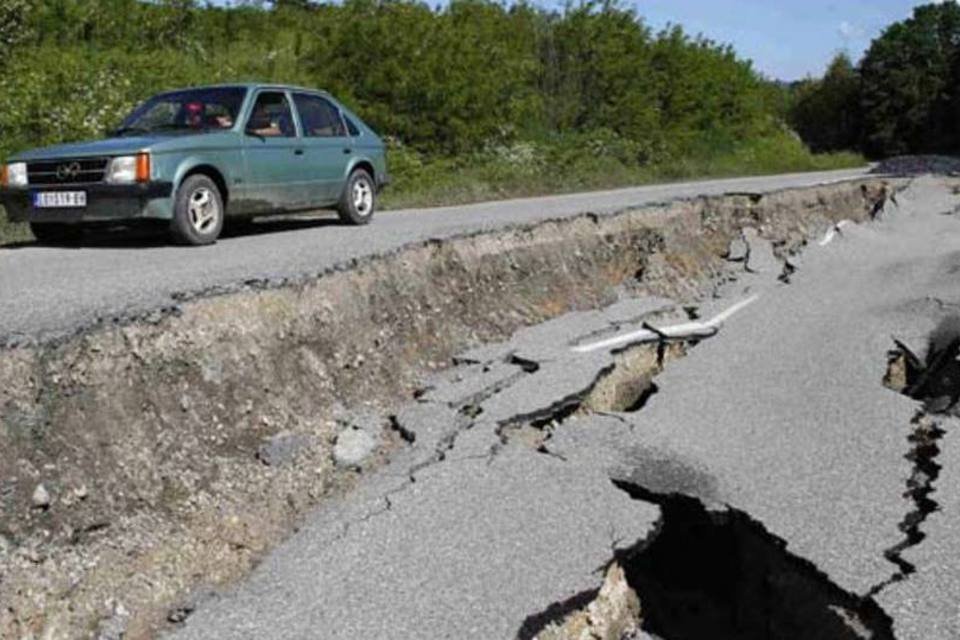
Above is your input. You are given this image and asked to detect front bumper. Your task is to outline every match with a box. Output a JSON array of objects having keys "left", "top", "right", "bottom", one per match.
[{"left": 0, "top": 181, "right": 174, "bottom": 224}]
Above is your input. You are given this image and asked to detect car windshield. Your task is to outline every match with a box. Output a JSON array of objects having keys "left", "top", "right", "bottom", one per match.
[{"left": 116, "top": 87, "right": 247, "bottom": 135}]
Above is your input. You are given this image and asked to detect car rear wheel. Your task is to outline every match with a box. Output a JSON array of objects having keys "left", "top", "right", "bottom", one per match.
[
  {"left": 337, "top": 169, "right": 376, "bottom": 225},
  {"left": 30, "top": 222, "right": 83, "bottom": 246},
  {"left": 170, "top": 175, "right": 224, "bottom": 246}
]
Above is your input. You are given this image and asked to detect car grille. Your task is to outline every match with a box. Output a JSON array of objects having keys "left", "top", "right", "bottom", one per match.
[{"left": 27, "top": 158, "right": 110, "bottom": 185}]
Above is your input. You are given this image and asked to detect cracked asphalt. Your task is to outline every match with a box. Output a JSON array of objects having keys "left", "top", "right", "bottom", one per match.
[
  {"left": 0, "top": 168, "right": 866, "bottom": 343},
  {"left": 168, "top": 176, "right": 960, "bottom": 639}
]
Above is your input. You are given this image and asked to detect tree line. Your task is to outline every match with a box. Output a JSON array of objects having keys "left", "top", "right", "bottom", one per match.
[
  {"left": 789, "top": 1, "right": 960, "bottom": 158},
  {"left": 0, "top": 0, "right": 787, "bottom": 165}
]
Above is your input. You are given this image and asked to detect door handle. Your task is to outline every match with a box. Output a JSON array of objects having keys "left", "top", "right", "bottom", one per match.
[
  {"left": 343, "top": 148, "right": 352, "bottom": 155},
  {"left": 294, "top": 149, "right": 304, "bottom": 156}
]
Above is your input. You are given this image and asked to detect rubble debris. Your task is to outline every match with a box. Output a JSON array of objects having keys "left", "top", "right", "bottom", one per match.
[
  {"left": 742, "top": 228, "right": 780, "bottom": 275},
  {"left": 887, "top": 316, "right": 960, "bottom": 413},
  {"left": 333, "top": 429, "right": 378, "bottom": 467},
  {"left": 725, "top": 234, "right": 749, "bottom": 262},
  {"left": 518, "top": 564, "right": 642, "bottom": 640},
  {"left": 31, "top": 484, "right": 51, "bottom": 510},
  {"left": 584, "top": 343, "right": 686, "bottom": 414}
]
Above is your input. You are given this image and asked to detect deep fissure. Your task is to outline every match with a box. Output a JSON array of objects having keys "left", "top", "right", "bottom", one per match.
[
  {"left": 609, "top": 482, "right": 896, "bottom": 640},
  {"left": 873, "top": 317, "right": 960, "bottom": 594}
]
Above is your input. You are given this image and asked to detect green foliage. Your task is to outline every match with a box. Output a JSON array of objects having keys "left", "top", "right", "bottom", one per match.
[
  {"left": 0, "top": 0, "right": 34, "bottom": 58},
  {"left": 791, "top": 2, "right": 960, "bottom": 158},
  {"left": 0, "top": 0, "right": 795, "bottom": 160},
  {"left": 789, "top": 53, "right": 861, "bottom": 153},
  {"left": 859, "top": 1, "right": 960, "bottom": 157}
]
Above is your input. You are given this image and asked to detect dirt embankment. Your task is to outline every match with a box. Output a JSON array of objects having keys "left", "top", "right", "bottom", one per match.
[{"left": 0, "top": 179, "right": 897, "bottom": 638}]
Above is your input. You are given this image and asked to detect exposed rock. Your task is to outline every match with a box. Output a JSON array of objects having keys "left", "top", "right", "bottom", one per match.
[
  {"left": 528, "top": 563, "right": 641, "bottom": 640},
  {"left": 257, "top": 432, "right": 313, "bottom": 468},
  {"left": 742, "top": 228, "right": 779, "bottom": 274},
  {"left": 31, "top": 483, "right": 51, "bottom": 509},
  {"left": 725, "top": 235, "right": 749, "bottom": 262},
  {"left": 333, "top": 429, "right": 378, "bottom": 467}
]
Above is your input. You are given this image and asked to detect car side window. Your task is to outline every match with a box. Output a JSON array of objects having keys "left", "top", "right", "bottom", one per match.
[
  {"left": 246, "top": 92, "right": 296, "bottom": 138},
  {"left": 293, "top": 94, "right": 346, "bottom": 138}
]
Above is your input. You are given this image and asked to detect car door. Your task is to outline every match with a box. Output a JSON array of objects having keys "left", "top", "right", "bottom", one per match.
[
  {"left": 240, "top": 90, "right": 311, "bottom": 212},
  {"left": 291, "top": 93, "right": 353, "bottom": 204}
]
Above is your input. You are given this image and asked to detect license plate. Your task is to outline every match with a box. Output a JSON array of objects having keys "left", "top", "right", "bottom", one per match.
[{"left": 33, "top": 191, "right": 87, "bottom": 208}]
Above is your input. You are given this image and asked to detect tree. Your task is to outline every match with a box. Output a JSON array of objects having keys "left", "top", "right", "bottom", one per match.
[
  {"left": 0, "top": 0, "right": 34, "bottom": 61},
  {"left": 859, "top": 2, "right": 960, "bottom": 157},
  {"left": 789, "top": 53, "right": 861, "bottom": 153}
]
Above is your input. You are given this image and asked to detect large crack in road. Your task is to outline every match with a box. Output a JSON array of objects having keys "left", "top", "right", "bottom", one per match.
[
  {"left": 511, "top": 178, "right": 960, "bottom": 640},
  {"left": 611, "top": 483, "right": 894, "bottom": 640},
  {"left": 167, "top": 176, "right": 960, "bottom": 640},
  {"left": 869, "top": 317, "right": 960, "bottom": 597}
]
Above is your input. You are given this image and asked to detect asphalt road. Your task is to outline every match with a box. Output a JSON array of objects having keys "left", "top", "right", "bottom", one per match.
[
  {"left": 0, "top": 168, "right": 867, "bottom": 342},
  {"left": 171, "top": 176, "right": 960, "bottom": 638}
]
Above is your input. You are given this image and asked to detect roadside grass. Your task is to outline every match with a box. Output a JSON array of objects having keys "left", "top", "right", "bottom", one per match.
[
  {"left": 0, "top": 214, "right": 31, "bottom": 246},
  {"left": 380, "top": 132, "right": 864, "bottom": 209},
  {"left": 0, "top": 133, "right": 863, "bottom": 246}
]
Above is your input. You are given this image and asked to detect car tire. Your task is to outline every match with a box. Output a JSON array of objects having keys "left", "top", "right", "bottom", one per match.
[
  {"left": 337, "top": 169, "right": 376, "bottom": 225},
  {"left": 30, "top": 222, "right": 83, "bottom": 246},
  {"left": 170, "top": 175, "right": 225, "bottom": 246}
]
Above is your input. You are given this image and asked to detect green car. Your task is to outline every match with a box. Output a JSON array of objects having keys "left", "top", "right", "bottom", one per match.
[{"left": 0, "top": 83, "right": 389, "bottom": 245}]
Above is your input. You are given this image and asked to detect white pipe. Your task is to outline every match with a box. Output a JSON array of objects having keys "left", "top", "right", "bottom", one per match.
[{"left": 573, "top": 294, "right": 760, "bottom": 353}]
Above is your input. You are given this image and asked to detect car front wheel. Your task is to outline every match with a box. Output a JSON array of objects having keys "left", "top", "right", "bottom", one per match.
[
  {"left": 337, "top": 169, "right": 376, "bottom": 225},
  {"left": 170, "top": 175, "right": 224, "bottom": 245}
]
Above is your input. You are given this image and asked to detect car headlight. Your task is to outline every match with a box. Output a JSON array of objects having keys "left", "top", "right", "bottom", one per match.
[
  {"left": 107, "top": 154, "right": 150, "bottom": 184},
  {"left": 1, "top": 162, "right": 27, "bottom": 188}
]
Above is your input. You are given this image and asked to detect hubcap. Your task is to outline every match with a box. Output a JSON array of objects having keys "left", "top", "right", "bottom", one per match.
[
  {"left": 188, "top": 187, "right": 219, "bottom": 234},
  {"left": 352, "top": 178, "right": 373, "bottom": 216}
]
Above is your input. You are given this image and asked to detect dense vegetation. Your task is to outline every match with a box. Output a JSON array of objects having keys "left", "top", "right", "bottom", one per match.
[
  {"left": 790, "top": 1, "right": 960, "bottom": 159},
  {"left": 0, "top": 0, "right": 856, "bottom": 232}
]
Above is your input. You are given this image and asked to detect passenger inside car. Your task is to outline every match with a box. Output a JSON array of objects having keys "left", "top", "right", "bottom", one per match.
[{"left": 247, "top": 93, "right": 295, "bottom": 137}]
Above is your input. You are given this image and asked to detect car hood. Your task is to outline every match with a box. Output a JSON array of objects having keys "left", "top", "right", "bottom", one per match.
[
  {"left": 10, "top": 132, "right": 238, "bottom": 162},
  {"left": 11, "top": 137, "right": 170, "bottom": 162}
]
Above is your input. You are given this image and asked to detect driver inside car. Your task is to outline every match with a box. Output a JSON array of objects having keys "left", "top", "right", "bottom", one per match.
[{"left": 248, "top": 107, "right": 281, "bottom": 137}]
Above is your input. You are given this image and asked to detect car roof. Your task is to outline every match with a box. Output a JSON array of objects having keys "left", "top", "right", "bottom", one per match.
[{"left": 160, "top": 83, "right": 334, "bottom": 97}]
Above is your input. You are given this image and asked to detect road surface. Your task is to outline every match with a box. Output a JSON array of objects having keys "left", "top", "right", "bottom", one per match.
[
  {"left": 167, "top": 176, "right": 960, "bottom": 638},
  {"left": 0, "top": 168, "right": 867, "bottom": 342}
]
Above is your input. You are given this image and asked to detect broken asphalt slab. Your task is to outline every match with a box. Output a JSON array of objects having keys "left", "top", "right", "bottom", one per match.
[{"left": 168, "top": 443, "right": 659, "bottom": 639}]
